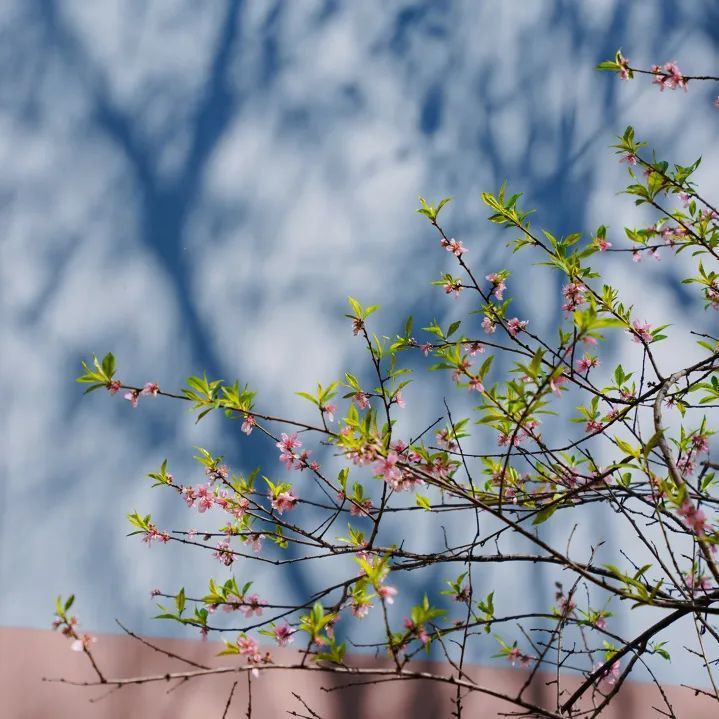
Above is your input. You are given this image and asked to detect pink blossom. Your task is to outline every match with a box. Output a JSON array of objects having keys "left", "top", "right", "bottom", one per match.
[
  {"left": 585, "top": 420, "right": 603, "bottom": 433},
  {"left": 437, "top": 428, "right": 457, "bottom": 451},
  {"left": 594, "top": 616, "right": 607, "bottom": 631},
  {"left": 213, "top": 540, "right": 235, "bottom": 566},
  {"left": 377, "top": 585, "right": 398, "bottom": 604},
  {"left": 241, "top": 594, "right": 267, "bottom": 618},
  {"left": 485, "top": 273, "right": 507, "bottom": 300},
  {"left": 124, "top": 389, "right": 140, "bottom": 408},
  {"left": 468, "top": 376, "right": 484, "bottom": 392},
  {"left": 352, "top": 601, "right": 372, "bottom": 618},
  {"left": 678, "top": 192, "right": 691, "bottom": 208},
  {"left": 374, "top": 452, "right": 402, "bottom": 486},
  {"left": 350, "top": 498, "right": 373, "bottom": 517},
  {"left": 241, "top": 415, "right": 256, "bottom": 435},
  {"left": 685, "top": 571, "right": 711, "bottom": 591},
  {"left": 595, "top": 660, "right": 621, "bottom": 690},
  {"left": 142, "top": 382, "right": 159, "bottom": 396},
  {"left": 142, "top": 525, "right": 170, "bottom": 546},
  {"left": 628, "top": 319, "right": 653, "bottom": 344},
  {"left": 481, "top": 317, "right": 496, "bottom": 334},
  {"left": 195, "top": 484, "right": 215, "bottom": 513},
  {"left": 244, "top": 533, "right": 264, "bottom": 553},
  {"left": 443, "top": 237, "right": 468, "bottom": 257},
  {"left": 70, "top": 633, "right": 97, "bottom": 652},
  {"left": 237, "top": 636, "right": 260, "bottom": 658},
  {"left": 678, "top": 500, "right": 707, "bottom": 535},
  {"left": 321, "top": 404, "right": 336, "bottom": 422},
  {"left": 620, "top": 153, "right": 637, "bottom": 167},
  {"left": 273, "top": 624, "right": 296, "bottom": 647},
  {"left": 465, "top": 342, "right": 485, "bottom": 356},
  {"left": 691, "top": 434, "right": 709, "bottom": 455},
  {"left": 632, "top": 250, "right": 642, "bottom": 263},
  {"left": 506, "top": 317, "right": 528, "bottom": 338},
  {"left": 444, "top": 278, "right": 462, "bottom": 296},
  {"left": 507, "top": 647, "right": 527, "bottom": 668},
  {"left": 150, "top": 588, "right": 161, "bottom": 598},
  {"left": 106, "top": 380, "right": 122, "bottom": 395},
  {"left": 549, "top": 373, "right": 567, "bottom": 397},
  {"left": 714, "top": 96, "right": 719, "bottom": 109},
  {"left": 353, "top": 392, "right": 370, "bottom": 410},
  {"left": 420, "top": 343, "right": 432, "bottom": 356},
  {"left": 271, "top": 490, "right": 298, "bottom": 514},
  {"left": 561, "top": 282, "right": 587, "bottom": 312},
  {"left": 277, "top": 432, "right": 301, "bottom": 453},
  {"left": 595, "top": 237, "right": 613, "bottom": 251},
  {"left": 394, "top": 391, "right": 406, "bottom": 408},
  {"left": 617, "top": 52, "right": 631, "bottom": 80},
  {"left": 652, "top": 62, "right": 687, "bottom": 91},
  {"left": 576, "top": 354, "right": 599, "bottom": 373}
]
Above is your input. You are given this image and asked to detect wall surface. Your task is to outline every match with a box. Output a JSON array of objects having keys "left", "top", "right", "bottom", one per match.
[{"left": 2, "top": 627, "right": 715, "bottom": 718}]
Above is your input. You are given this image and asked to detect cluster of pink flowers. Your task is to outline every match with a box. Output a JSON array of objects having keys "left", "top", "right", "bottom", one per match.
[
  {"left": 595, "top": 234, "right": 613, "bottom": 250},
  {"left": 213, "top": 539, "right": 235, "bottom": 566},
  {"left": 444, "top": 277, "right": 463, "bottom": 296},
  {"left": 276, "top": 432, "right": 313, "bottom": 470},
  {"left": 346, "top": 442, "right": 379, "bottom": 466},
  {"left": 632, "top": 248, "right": 661, "bottom": 262},
  {"left": 351, "top": 597, "right": 373, "bottom": 618},
  {"left": 684, "top": 570, "right": 711, "bottom": 592},
  {"left": 403, "top": 617, "right": 430, "bottom": 647},
  {"left": 620, "top": 153, "right": 637, "bottom": 167},
  {"left": 123, "top": 382, "right": 159, "bottom": 408},
  {"left": 243, "top": 532, "right": 264, "bottom": 553},
  {"left": 241, "top": 414, "right": 256, "bottom": 435},
  {"left": 440, "top": 237, "right": 468, "bottom": 257},
  {"left": 273, "top": 623, "right": 296, "bottom": 646},
  {"left": 271, "top": 490, "right": 298, "bottom": 514},
  {"left": 206, "top": 463, "right": 229, "bottom": 483},
  {"left": 353, "top": 391, "right": 370, "bottom": 409},
  {"left": 236, "top": 635, "right": 264, "bottom": 676},
  {"left": 481, "top": 316, "right": 496, "bottom": 334},
  {"left": 182, "top": 483, "right": 229, "bottom": 513},
  {"left": 497, "top": 419, "right": 539, "bottom": 448},
  {"left": 677, "top": 500, "right": 708, "bottom": 536},
  {"left": 561, "top": 282, "right": 587, "bottom": 313},
  {"left": 627, "top": 319, "right": 653, "bottom": 344},
  {"left": 617, "top": 52, "right": 631, "bottom": 80},
  {"left": 377, "top": 585, "right": 398, "bottom": 604},
  {"left": 451, "top": 357, "right": 471, "bottom": 384},
  {"left": 549, "top": 373, "right": 568, "bottom": 397},
  {"left": 506, "top": 317, "right": 528, "bottom": 338},
  {"left": 240, "top": 594, "right": 267, "bottom": 618},
  {"left": 595, "top": 660, "right": 621, "bottom": 690},
  {"left": 507, "top": 646, "right": 533, "bottom": 668},
  {"left": 436, "top": 428, "right": 457, "bottom": 451},
  {"left": 576, "top": 354, "right": 599, "bottom": 373},
  {"left": 142, "top": 523, "right": 170, "bottom": 546},
  {"left": 485, "top": 272, "right": 507, "bottom": 300},
  {"left": 336, "top": 491, "right": 373, "bottom": 517},
  {"left": 52, "top": 614, "right": 98, "bottom": 654},
  {"left": 465, "top": 341, "right": 485, "bottom": 356},
  {"left": 651, "top": 62, "right": 687, "bottom": 91}
]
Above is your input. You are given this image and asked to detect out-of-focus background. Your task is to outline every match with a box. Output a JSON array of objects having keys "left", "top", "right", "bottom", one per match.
[{"left": 2, "top": 0, "right": 718, "bottom": 695}]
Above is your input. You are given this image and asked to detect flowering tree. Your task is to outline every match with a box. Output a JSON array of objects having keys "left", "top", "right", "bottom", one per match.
[{"left": 49, "top": 55, "right": 719, "bottom": 717}]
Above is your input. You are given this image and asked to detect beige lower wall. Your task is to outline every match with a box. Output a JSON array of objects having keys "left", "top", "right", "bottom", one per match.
[{"left": 1, "top": 627, "right": 714, "bottom": 718}]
